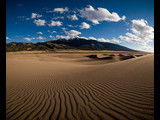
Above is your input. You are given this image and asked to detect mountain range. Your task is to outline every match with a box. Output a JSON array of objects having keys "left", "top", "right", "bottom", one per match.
[{"left": 6, "top": 38, "right": 137, "bottom": 52}]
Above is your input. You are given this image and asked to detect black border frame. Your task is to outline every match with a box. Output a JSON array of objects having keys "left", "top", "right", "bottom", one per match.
[
  {"left": 2, "top": 0, "right": 159, "bottom": 120},
  {"left": 0, "top": 0, "right": 6, "bottom": 119}
]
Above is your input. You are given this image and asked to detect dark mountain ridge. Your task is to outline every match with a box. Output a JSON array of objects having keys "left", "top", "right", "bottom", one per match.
[{"left": 6, "top": 38, "right": 137, "bottom": 52}]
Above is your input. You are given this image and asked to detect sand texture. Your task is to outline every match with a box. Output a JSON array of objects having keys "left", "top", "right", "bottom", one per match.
[{"left": 6, "top": 52, "right": 154, "bottom": 120}]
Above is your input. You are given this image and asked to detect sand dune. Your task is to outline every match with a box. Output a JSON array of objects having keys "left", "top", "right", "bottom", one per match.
[{"left": 6, "top": 53, "right": 154, "bottom": 120}]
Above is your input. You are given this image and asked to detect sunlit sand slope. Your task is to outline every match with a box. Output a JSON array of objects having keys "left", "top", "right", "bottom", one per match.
[{"left": 6, "top": 53, "right": 154, "bottom": 120}]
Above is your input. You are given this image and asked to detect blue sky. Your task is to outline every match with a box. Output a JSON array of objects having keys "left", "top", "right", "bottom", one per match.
[{"left": 6, "top": 0, "right": 154, "bottom": 52}]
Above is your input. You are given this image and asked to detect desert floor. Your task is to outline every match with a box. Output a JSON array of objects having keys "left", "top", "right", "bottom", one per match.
[{"left": 6, "top": 51, "right": 154, "bottom": 120}]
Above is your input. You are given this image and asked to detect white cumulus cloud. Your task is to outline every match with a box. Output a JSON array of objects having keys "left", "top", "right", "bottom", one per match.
[
  {"left": 33, "top": 19, "right": 46, "bottom": 26},
  {"left": 67, "top": 24, "right": 78, "bottom": 27},
  {"left": 24, "top": 36, "right": 45, "bottom": 41},
  {"left": 49, "top": 20, "right": 62, "bottom": 27},
  {"left": 67, "top": 14, "right": 78, "bottom": 20},
  {"left": 49, "top": 35, "right": 54, "bottom": 39},
  {"left": 88, "top": 37, "right": 97, "bottom": 40},
  {"left": 77, "top": 36, "right": 89, "bottom": 39},
  {"left": 31, "top": 13, "right": 42, "bottom": 19},
  {"left": 97, "top": 38, "right": 110, "bottom": 42},
  {"left": 88, "top": 37, "right": 122, "bottom": 43},
  {"left": 109, "top": 38, "right": 122, "bottom": 43},
  {"left": 37, "top": 36, "right": 45, "bottom": 40},
  {"left": 65, "top": 30, "right": 82, "bottom": 37},
  {"left": 53, "top": 7, "right": 69, "bottom": 14},
  {"left": 137, "top": 45, "right": 154, "bottom": 52},
  {"left": 24, "top": 37, "right": 32, "bottom": 41},
  {"left": 79, "top": 5, "right": 126, "bottom": 24},
  {"left": 79, "top": 22, "right": 90, "bottom": 29},
  {"left": 119, "top": 19, "right": 154, "bottom": 45},
  {"left": 56, "top": 35, "right": 71, "bottom": 40}
]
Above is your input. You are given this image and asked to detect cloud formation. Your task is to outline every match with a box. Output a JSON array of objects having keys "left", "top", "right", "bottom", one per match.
[
  {"left": 34, "top": 19, "right": 46, "bottom": 26},
  {"left": 53, "top": 7, "right": 69, "bottom": 14},
  {"left": 24, "top": 36, "right": 45, "bottom": 41},
  {"left": 56, "top": 35, "right": 71, "bottom": 39},
  {"left": 37, "top": 36, "right": 45, "bottom": 40},
  {"left": 67, "top": 14, "right": 78, "bottom": 20},
  {"left": 67, "top": 24, "right": 78, "bottom": 27},
  {"left": 49, "top": 20, "right": 62, "bottom": 27},
  {"left": 48, "top": 30, "right": 57, "bottom": 34},
  {"left": 97, "top": 38, "right": 121, "bottom": 43},
  {"left": 77, "top": 36, "right": 89, "bottom": 39},
  {"left": 88, "top": 37, "right": 122, "bottom": 43},
  {"left": 75, "top": 36, "right": 121, "bottom": 43},
  {"left": 53, "top": 16, "right": 64, "bottom": 20},
  {"left": 139, "top": 45, "right": 154, "bottom": 52},
  {"left": 80, "top": 22, "right": 90, "bottom": 29},
  {"left": 119, "top": 19, "right": 154, "bottom": 45},
  {"left": 65, "top": 30, "right": 82, "bottom": 37},
  {"left": 24, "top": 37, "right": 32, "bottom": 41},
  {"left": 37, "top": 32, "right": 43, "bottom": 34},
  {"left": 79, "top": 5, "right": 126, "bottom": 24},
  {"left": 31, "top": 13, "right": 42, "bottom": 19},
  {"left": 88, "top": 36, "right": 97, "bottom": 40},
  {"left": 49, "top": 35, "right": 54, "bottom": 39}
]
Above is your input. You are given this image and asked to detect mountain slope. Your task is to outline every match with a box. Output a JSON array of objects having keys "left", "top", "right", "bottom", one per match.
[{"left": 6, "top": 38, "right": 137, "bottom": 52}]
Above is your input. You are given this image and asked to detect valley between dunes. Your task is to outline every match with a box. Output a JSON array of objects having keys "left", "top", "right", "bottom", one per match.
[{"left": 6, "top": 52, "right": 154, "bottom": 120}]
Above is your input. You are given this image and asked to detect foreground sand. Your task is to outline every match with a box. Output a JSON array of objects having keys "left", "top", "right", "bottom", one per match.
[{"left": 6, "top": 52, "right": 154, "bottom": 120}]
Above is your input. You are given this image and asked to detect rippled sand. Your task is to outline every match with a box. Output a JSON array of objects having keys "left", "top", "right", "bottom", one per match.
[{"left": 6, "top": 52, "right": 154, "bottom": 120}]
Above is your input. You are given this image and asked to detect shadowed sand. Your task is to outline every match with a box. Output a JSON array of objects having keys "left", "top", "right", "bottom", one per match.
[{"left": 6, "top": 52, "right": 154, "bottom": 120}]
